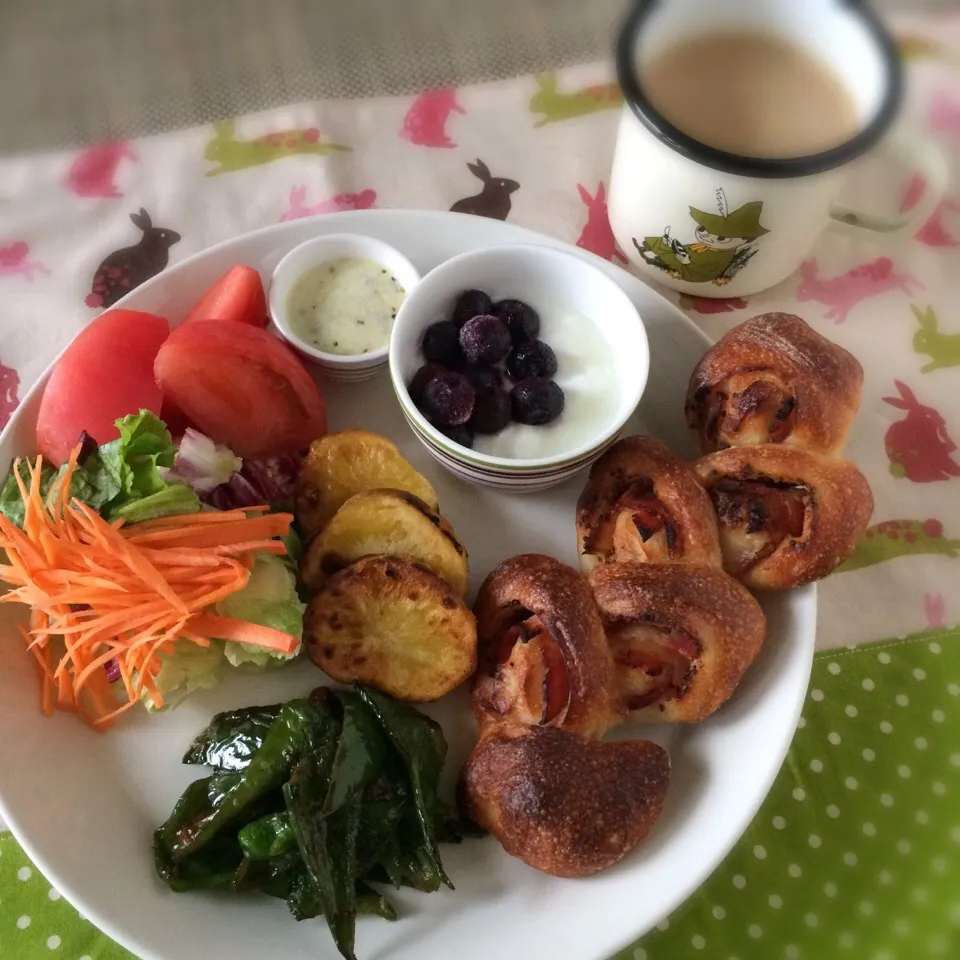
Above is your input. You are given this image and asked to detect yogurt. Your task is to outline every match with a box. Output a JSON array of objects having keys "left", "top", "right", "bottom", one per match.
[
  {"left": 473, "top": 304, "right": 621, "bottom": 460},
  {"left": 287, "top": 257, "right": 406, "bottom": 356}
]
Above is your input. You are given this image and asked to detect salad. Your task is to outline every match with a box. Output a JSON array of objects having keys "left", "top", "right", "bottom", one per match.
[{"left": 0, "top": 265, "right": 328, "bottom": 728}]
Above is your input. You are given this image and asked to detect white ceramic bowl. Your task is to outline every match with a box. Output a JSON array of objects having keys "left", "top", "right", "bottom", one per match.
[
  {"left": 268, "top": 233, "right": 420, "bottom": 382},
  {"left": 389, "top": 243, "right": 650, "bottom": 490}
]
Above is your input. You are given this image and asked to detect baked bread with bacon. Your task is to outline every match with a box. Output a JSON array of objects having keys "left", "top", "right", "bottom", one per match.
[
  {"left": 471, "top": 554, "right": 623, "bottom": 739},
  {"left": 576, "top": 436, "right": 722, "bottom": 573},
  {"left": 693, "top": 444, "right": 873, "bottom": 591},
  {"left": 589, "top": 561, "right": 766, "bottom": 722},
  {"left": 685, "top": 312, "right": 863, "bottom": 457}
]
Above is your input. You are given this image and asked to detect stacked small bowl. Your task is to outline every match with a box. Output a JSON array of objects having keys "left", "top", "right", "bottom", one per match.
[{"left": 389, "top": 244, "right": 650, "bottom": 492}]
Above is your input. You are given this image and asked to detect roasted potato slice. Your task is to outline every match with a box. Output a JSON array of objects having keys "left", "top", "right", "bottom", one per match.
[
  {"left": 296, "top": 430, "right": 438, "bottom": 539},
  {"left": 300, "top": 489, "right": 469, "bottom": 595},
  {"left": 304, "top": 556, "right": 477, "bottom": 701}
]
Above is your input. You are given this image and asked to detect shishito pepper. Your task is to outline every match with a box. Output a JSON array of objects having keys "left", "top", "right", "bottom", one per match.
[{"left": 154, "top": 686, "right": 475, "bottom": 960}]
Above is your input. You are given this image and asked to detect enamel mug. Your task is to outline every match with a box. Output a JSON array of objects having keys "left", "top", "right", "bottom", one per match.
[{"left": 609, "top": 0, "right": 948, "bottom": 298}]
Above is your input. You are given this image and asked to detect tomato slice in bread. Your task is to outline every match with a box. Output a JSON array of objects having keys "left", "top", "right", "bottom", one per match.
[
  {"left": 37, "top": 309, "right": 169, "bottom": 465},
  {"left": 183, "top": 265, "right": 268, "bottom": 327},
  {"left": 154, "top": 320, "right": 326, "bottom": 458}
]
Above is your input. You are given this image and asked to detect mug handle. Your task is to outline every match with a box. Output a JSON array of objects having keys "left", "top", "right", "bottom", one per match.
[{"left": 827, "top": 129, "right": 949, "bottom": 239}]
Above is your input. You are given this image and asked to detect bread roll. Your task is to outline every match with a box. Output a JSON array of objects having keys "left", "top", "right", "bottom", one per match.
[
  {"left": 461, "top": 724, "right": 670, "bottom": 878},
  {"left": 472, "top": 554, "right": 623, "bottom": 738},
  {"left": 686, "top": 312, "right": 863, "bottom": 457},
  {"left": 693, "top": 444, "right": 873, "bottom": 590},
  {"left": 590, "top": 562, "right": 766, "bottom": 722},
  {"left": 576, "top": 436, "right": 722, "bottom": 573}
]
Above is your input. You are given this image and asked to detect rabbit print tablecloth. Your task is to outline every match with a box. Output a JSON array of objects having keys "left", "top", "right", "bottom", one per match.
[{"left": 1, "top": 11, "right": 959, "bottom": 960}]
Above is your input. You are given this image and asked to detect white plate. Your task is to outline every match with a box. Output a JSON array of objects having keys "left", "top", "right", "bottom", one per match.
[{"left": 0, "top": 211, "right": 815, "bottom": 960}]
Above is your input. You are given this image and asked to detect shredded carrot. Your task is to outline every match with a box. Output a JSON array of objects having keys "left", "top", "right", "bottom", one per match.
[
  {"left": 187, "top": 614, "right": 300, "bottom": 653},
  {"left": 128, "top": 505, "right": 270, "bottom": 533},
  {"left": 125, "top": 514, "right": 292, "bottom": 549},
  {"left": 0, "top": 449, "right": 298, "bottom": 731}
]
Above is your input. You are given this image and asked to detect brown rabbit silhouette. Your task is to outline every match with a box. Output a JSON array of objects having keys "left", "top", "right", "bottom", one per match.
[
  {"left": 85, "top": 208, "right": 181, "bottom": 308},
  {"left": 450, "top": 159, "right": 520, "bottom": 221}
]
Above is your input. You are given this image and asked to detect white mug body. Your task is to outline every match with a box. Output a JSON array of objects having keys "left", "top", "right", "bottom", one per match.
[
  {"left": 609, "top": 0, "right": 911, "bottom": 299},
  {"left": 609, "top": 109, "right": 848, "bottom": 299}
]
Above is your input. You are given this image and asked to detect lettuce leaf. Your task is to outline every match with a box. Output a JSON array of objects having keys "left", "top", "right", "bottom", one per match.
[
  {"left": 138, "top": 550, "right": 304, "bottom": 710},
  {"left": 141, "top": 641, "right": 226, "bottom": 713},
  {"left": 98, "top": 411, "right": 192, "bottom": 516},
  {"left": 114, "top": 484, "right": 206, "bottom": 525},
  {"left": 0, "top": 460, "right": 58, "bottom": 527},
  {"left": 216, "top": 552, "right": 305, "bottom": 670},
  {"left": 0, "top": 411, "right": 201, "bottom": 528}
]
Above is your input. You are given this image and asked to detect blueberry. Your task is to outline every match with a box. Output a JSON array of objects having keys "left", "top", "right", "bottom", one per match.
[
  {"left": 511, "top": 378, "right": 565, "bottom": 426},
  {"left": 409, "top": 363, "right": 447, "bottom": 405},
  {"left": 451, "top": 289, "right": 494, "bottom": 329},
  {"left": 418, "top": 369, "right": 475, "bottom": 426},
  {"left": 421, "top": 320, "right": 464, "bottom": 368},
  {"left": 440, "top": 423, "right": 476, "bottom": 449},
  {"left": 464, "top": 365, "right": 504, "bottom": 391},
  {"left": 507, "top": 340, "right": 558, "bottom": 381},
  {"left": 459, "top": 314, "right": 512, "bottom": 365},
  {"left": 494, "top": 299, "right": 540, "bottom": 344},
  {"left": 471, "top": 385, "right": 512, "bottom": 435}
]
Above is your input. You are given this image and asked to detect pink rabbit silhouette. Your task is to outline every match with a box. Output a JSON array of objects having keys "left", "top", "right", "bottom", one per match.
[
  {"left": 901, "top": 175, "right": 960, "bottom": 246},
  {"left": 679, "top": 294, "right": 749, "bottom": 315},
  {"left": 929, "top": 89, "right": 960, "bottom": 136},
  {"left": 901, "top": 172, "right": 927, "bottom": 214},
  {"left": 0, "top": 241, "right": 50, "bottom": 281},
  {"left": 924, "top": 593, "right": 946, "bottom": 629},
  {"left": 883, "top": 380, "right": 960, "bottom": 483},
  {"left": 918, "top": 200, "right": 960, "bottom": 247},
  {"left": 576, "top": 183, "right": 627, "bottom": 264},
  {"left": 65, "top": 140, "right": 137, "bottom": 198},
  {"left": 280, "top": 186, "right": 377, "bottom": 222},
  {"left": 796, "top": 257, "right": 920, "bottom": 324},
  {"left": 0, "top": 362, "right": 19, "bottom": 429},
  {"left": 400, "top": 89, "right": 466, "bottom": 148}
]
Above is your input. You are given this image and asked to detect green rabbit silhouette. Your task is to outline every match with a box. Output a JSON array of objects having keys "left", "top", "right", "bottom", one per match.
[
  {"left": 529, "top": 74, "right": 621, "bottom": 128},
  {"left": 204, "top": 119, "right": 351, "bottom": 176},
  {"left": 838, "top": 518, "right": 960, "bottom": 572},
  {"left": 913, "top": 304, "right": 960, "bottom": 372}
]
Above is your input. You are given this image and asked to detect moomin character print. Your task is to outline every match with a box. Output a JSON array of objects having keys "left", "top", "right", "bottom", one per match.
[{"left": 634, "top": 189, "right": 769, "bottom": 286}]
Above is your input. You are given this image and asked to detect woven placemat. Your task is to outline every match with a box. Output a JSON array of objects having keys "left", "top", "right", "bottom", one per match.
[{"left": 0, "top": 0, "right": 949, "bottom": 153}]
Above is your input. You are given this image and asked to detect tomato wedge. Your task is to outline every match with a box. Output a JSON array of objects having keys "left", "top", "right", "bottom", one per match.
[
  {"left": 37, "top": 309, "right": 169, "bottom": 465},
  {"left": 183, "top": 265, "right": 268, "bottom": 327},
  {"left": 154, "top": 320, "right": 326, "bottom": 458}
]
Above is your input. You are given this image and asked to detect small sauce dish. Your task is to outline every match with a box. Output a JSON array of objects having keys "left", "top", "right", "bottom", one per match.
[{"left": 269, "top": 233, "right": 421, "bottom": 381}]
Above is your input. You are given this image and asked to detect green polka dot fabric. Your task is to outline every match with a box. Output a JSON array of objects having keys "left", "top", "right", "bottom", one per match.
[
  {"left": 0, "top": 832, "right": 133, "bottom": 959},
  {"left": 3, "top": 629, "right": 957, "bottom": 959},
  {"left": 618, "top": 627, "right": 960, "bottom": 960}
]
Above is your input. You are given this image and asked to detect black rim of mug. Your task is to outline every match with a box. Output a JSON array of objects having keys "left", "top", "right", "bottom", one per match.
[{"left": 615, "top": 0, "right": 903, "bottom": 179}]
